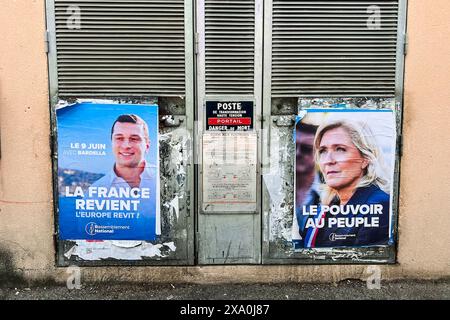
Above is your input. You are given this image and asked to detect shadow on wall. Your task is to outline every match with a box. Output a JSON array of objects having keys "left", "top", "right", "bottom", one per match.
[{"left": 0, "top": 247, "right": 26, "bottom": 287}]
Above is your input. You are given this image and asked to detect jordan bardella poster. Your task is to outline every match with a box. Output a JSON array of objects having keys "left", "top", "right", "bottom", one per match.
[{"left": 57, "top": 102, "right": 160, "bottom": 241}]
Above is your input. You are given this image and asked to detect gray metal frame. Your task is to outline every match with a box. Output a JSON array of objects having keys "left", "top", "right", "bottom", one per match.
[
  {"left": 46, "top": 0, "right": 196, "bottom": 266},
  {"left": 46, "top": 0, "right": 58, "bottom": 106},
  {"left": 45, "top": 0, "right": 60, "bottom": 267},
  {"left": 261, "top": 0, "right": 408, "bottom": 264},
  {"left": 196, "top": 0, "right": 263, "bottom": 264},
  {"left": 391, "top": 0, "right": 409, "bottom": 262}
]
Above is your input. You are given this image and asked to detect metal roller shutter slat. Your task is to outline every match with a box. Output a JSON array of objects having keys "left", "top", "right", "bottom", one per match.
[
  {"left": 54, "top": 0, "right": 185, "bottom": 97},
  {"left": 204, "top": 0, "right": 255, "bottom": 95},
  {"left": 271, "top": 0, "right": 399, "bottom": 97}
]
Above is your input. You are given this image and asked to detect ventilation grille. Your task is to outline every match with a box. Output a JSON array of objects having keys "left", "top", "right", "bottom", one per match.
[
  {"left": 54, "top": 0, "right": 185, "bottom": 97},
  {"left": 271, "top": 0, "right": 399, "bottom": 97},
  {"left": 205, "top": 0, "right": 255, "bottom": 95}
]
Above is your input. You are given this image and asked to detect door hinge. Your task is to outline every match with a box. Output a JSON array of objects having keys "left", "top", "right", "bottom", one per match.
[
  {"left": 186, "top": 192, "right": 191, "bottom": 217},
  {"left": 194, "top": 32, "right": 199, "bottom": 55},
  {"left": 50, "top": 129, "right": 57, "bottom": 159},
  {"left": 44, "top": 31, "right": 50, "bottom": 54},
  {"left": 196, "top": 231, "right": 201, "bottom": 249},
  {"left": 49, "top": 131, "right": 53, "bottom": 156},
  {"left": 397, "top": 134, "right": 403, "bottom": 158},
  {"left": 403, "top": 33, "right": 408, "bottom": 56}
]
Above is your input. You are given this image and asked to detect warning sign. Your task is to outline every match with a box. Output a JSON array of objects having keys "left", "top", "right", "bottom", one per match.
[{"left": 205, "top": 101, "right": 254, "bottom": 131}]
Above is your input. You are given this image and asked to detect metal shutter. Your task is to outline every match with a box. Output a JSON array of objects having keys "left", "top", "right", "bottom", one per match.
[
  {"left": 54, "top": 0, "right": 186, "bottom": 97},
  {"left": 271, "top": 0, "right": 399, "bottom": 97},
  {"left": 204, "top": 0, "right": 255, "bottom": 95}
]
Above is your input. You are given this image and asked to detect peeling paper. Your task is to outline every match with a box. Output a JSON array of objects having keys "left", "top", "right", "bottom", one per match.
[
  {"left": 67, "top": 241, "right": 177, "bottom": 261},
  {"left": 299, "top": 97, "right": 396, "bottom": 111},
  {"left": 76, "top": 98, "right": 118, "bottom": 104},
  {"left": 164, "top": 241, "right": 176, "bottom": 251},
  {"left": 264, "top": 173, "right": 290, "bottom": 242},
  {"left": 55, "top": 100, "right": 75, "bottom": 110},
  {"left": 63, "top": 245, "right": 77, "bottom": 259},
  {"left": 111, "top": 241, "right": 142, "bottom": 248},
  {"left": 159, "top": 128, "right": 189, "bottom": 238},
  {"left": 56, "top": 97, "right": 159, "bottom": 110},
  {"left": 264, "top": 116, "right": 296, "bottom": 244},
  {"left": 170, "top": 196, "right": 180, "bottom": 220}
]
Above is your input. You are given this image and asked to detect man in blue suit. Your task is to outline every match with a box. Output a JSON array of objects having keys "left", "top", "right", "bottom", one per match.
[{"left": 292, "top": 122, "right": 321, "bottom": 249}]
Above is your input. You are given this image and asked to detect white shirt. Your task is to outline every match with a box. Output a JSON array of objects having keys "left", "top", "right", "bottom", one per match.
[{"left": 76, "top": 163, "right": 160, "bottom": 250}]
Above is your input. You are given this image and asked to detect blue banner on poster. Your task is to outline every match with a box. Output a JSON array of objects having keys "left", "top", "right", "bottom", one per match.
[{"left": 57, "top": 102, "right": 160, "bottom": 240}]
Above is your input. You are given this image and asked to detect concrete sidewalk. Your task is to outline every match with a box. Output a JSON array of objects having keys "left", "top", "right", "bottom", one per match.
[{"left": 0, "top": 279, "right": 449, "bottom": 300}]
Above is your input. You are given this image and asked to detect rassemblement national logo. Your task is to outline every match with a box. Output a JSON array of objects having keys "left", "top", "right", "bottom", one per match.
[{"left": 85, "top": 222, "right": 97, "bottom": 236}]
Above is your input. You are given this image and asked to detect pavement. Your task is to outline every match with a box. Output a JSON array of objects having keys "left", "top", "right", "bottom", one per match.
[{"left": 0, "top": 279, "right": 449, "bottom": 300}]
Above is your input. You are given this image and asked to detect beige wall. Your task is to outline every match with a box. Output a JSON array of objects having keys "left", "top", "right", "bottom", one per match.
[
  {"left": 0, "top": 0, "right": 55, "bottom": 277},
  {"left": 399, "top": 0, "right": 450, "bottom": 275},
  {"left": 0, "top": 0, "right": 448, "bottom": 283}
]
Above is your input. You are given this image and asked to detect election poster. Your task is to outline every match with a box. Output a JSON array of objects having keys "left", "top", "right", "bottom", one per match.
[
  {"left": 292, "top": 109, "right": 396, "bottom": 249},
  {"left": 57, "top": 102, "right": 160, "bottom": 241}
]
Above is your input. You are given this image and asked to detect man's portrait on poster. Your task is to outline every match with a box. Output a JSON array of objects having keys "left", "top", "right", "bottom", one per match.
[
  {"left": 92, "top": 114, "right": 154, "bottom": 190},
  {"left": 57, "top": 103, "right": 160, "bottom": 241}
]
